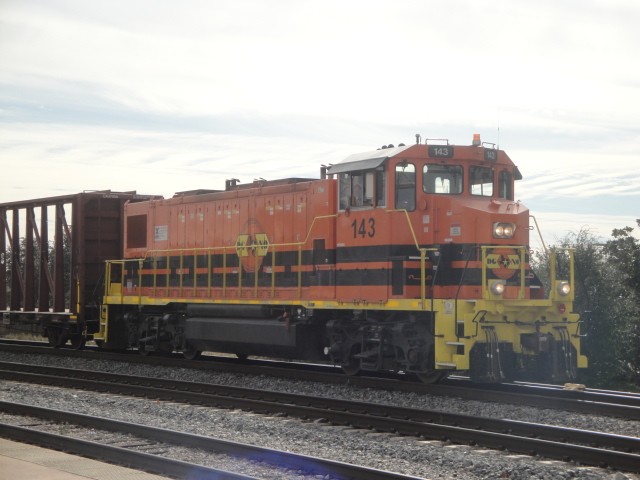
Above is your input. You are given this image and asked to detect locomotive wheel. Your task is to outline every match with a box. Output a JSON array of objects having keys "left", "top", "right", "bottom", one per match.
[
  {"left": 341, "top": 344, "right": 361, "bottom": 376},
  {"left": 183, "top": 343, "right": 201, "bottom": 360},
  {"left": 138, "top": 345, "right": 152, "bottom": 356},
  {"left": 416, "top": 370, "right": 449, "bottom": 384},
  {"left": 69, "top": 335, "right": 86, "bottom": 350},
  {"left": 341, "top": 360, "right": 361, "bottom": 376},
  {"left": 138, "top": 331, "right": 152, "bottom": 356}
]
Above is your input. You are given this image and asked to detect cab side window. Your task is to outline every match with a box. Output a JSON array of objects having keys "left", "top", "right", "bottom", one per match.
[
  {"left": 395, "top": 162, "right": 416, "bottom": 211},
  {"left": 339, "top": 173, "right": 351, "bottom": 210},
  {"left": 376, "top": 169, "right": 386, "bottom": 207},
  {"left": 339, "top": 170, "right": 384, "bottom": 209},
  {"left": 498, "top": 170, "right": 513, "bottom": 200}
]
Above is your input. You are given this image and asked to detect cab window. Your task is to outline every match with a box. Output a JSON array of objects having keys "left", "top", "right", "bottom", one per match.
[
  {"left": 339, "top": 170, "right": 384, "bottom": 209},
  {"left": 498, "top": 170, "right": 513, "bottom": 200},
  {"left": 423, "top": 164, "right": 463, "bottom": 194},
  {"left": 376, "top": 169, "right": 386, "bottom": 207},
  {"left": 469, "top": 166, "right": 494, "bottom": 196},
  {"left": 339, "top": 173, "right": 351, "bottom": 210},
  {"left": 395, "top": 162, "right": 415, "bottom": 210}
]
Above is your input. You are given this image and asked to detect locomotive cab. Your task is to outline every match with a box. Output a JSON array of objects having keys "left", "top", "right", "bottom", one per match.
[{"left": 326, "top": 136, "right": 586, "bottom": 383}]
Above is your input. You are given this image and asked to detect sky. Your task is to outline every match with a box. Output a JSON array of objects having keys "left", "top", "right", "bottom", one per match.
[{"left": 1, "top": 0, "right": 639, "bottom": 249}]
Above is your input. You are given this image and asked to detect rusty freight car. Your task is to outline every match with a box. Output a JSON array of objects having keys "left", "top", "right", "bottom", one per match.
[{"left": 0, "top": 191, "right": 158, "bottom": 347}]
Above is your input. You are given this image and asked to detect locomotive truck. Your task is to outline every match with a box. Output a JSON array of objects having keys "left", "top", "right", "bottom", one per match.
[{"left": 1, "top": 134, "right": 587, "bottom": 383}]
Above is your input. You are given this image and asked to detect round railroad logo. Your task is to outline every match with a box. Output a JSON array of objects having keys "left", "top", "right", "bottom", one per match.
[
  {"left": 486, "top": 248, "right": 520, "bottom": 280},
  {"left": 236, "top": 218, "right": 270, "bottom": 272}
]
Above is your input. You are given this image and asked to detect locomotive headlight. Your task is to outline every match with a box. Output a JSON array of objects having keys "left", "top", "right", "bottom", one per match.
[
  {"left": 557, "top": 281, "right": 571, "bottom": 296},
  {"left": 490, "top": 280, "right": 506, "bottom": 295},
  {"left": 493, "top": 222, "right": 516, "bottom": 239}
]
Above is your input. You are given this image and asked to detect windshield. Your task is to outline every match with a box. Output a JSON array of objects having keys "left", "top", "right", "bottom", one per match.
[
  {"left": 423, "top": 164, "right": 463, "bottom": 194},
  {"left": 470, "top": 166, "right": 494, "bottom": 196}
]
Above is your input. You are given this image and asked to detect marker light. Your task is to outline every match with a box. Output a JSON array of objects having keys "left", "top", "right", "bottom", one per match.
[
  {"left": 472, "top": 133, "right": 481, "bottom": 146},
  {"left": 557, "top": 281, "right": 571, "bottom": 296},
  {"left": 490, "top": 281, "right": 506, "bottom": 295}
]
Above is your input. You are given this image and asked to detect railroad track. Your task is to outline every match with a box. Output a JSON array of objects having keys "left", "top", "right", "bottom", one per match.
[
  {"left": 0, "top": 400, "right": 422, "bottom": 480},
  {"left": 1, "top": 340, "right": 640, "bottom": 419},
  {"left": 1, "top": 361, "right": 639, "bottom": 472}
]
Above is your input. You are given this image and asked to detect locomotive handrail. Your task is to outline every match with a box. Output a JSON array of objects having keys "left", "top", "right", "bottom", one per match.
[
  {"left": 107, "top": 214, "right": 339, "bottom": 300},
  {"left": 387, "top": 208, "right": 439, "bottom": 310},
  {"left": 529, "top": 214, "right": 548, "bottom": 254},
  {"left": 105, "top": 208, "right": 441, "bottom": 309},
  {"left": 550, "top": 247, "right": 576, "bottom": 302},
  {"left": 479, "top": 245, "right": 575, "bottom": 302},
  {"left": 386, "top": 209, "right": 421, "bottom": 250}
]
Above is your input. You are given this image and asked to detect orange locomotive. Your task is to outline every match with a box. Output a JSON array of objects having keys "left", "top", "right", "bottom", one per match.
[{"left": 97, "top": 134, "right": 586, "bottom": 383}]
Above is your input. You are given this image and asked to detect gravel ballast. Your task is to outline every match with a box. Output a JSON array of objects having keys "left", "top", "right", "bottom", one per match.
[{"left": 0, "top": 351, "right": 638, "bottom": 480}]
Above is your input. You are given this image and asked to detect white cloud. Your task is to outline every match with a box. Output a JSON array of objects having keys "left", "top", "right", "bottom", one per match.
[
  {"left": 0, "top": 0, "right": 639, "bottom": 247},
  {"left": 3, "top": 0, "right": 639, "bottom": 124},
  {"left": 0, "top": 122, "right": 364, "bottom": 202},
  {"left": 531, "top": 210, "right": 639, "bottom": 251}
]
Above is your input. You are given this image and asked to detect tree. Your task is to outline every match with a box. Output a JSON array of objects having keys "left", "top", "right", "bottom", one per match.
[
  {"left": 604, "top": 220, "right": 640, "bottom": 296},
  {"left": 602, "top": 220, "right": 640, "bottom": 386},
  {"left": 533, "top": 226, "right": 640, "bottom": 389}
]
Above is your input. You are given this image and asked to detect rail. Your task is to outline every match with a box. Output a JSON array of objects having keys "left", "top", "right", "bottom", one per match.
[
  {"left": 387, "top": 208, "right": 439, "bottom": 310},
  {"left": 2, "top": 365, "right": 639, "bottom": 472},
  {"left": 478, "top": 245, "right": 575, "bottom": 301},
  {"left": 105, "top": 214, "right": 338, "bottom": 301},
  {"left": 104, "top": 209, "right": 574, "bottom": 310},
  {"left": 529, "top": 214, "right": 548, "bottom": 253}
]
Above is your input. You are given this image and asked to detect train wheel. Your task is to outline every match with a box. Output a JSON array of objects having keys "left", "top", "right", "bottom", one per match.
[
  {"left": 46, "top": 327, "right": 66, "bottom": 348},
  {"left": 416, "top": 370, "right": 449, "bottom": 384},
  {"left": 47, "top": 329, "right": 59, "bottom": 348},
  {"left": 183, "top": 343, "right": 201, "bottom": 360},
  {"left": 341, "top": 360, "right": 361, "bottom": 376},
  {"left": 69, "top": 335, "right": 86, "bottom": 350},
  {"left": 138, "top": 345, "right": 152, "bottom": 356},
  {"left": 341, "top": 345, "right": 361, "bottom": 376},
  {"left": 138, "top": 331, "right": 152, "bottom": 356}
]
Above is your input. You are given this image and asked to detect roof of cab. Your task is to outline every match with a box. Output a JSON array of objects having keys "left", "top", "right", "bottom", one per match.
[{"left": 327, "top": 144, "right": 412, "bottom": 175}]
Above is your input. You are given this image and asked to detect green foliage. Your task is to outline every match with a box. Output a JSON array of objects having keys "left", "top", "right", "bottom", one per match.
[{"left": 533, "top": 223, "right": 640, "bottom": 389}]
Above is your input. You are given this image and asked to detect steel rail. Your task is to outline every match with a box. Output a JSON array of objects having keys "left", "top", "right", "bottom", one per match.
[
  {"left": 1, "top": 363, "right": 639, "bottom": 472},
  {"left": 0, "top": 423, "right": 258, "bottom": 480},
  {"left": 0, "top": 401, "right": 425, "bottom": 480},
  {"left": 2, "top": 360, "right": 640, "bottom": 455},
  {"left": 1, "top": 341, "right": 639, "bottom": 419}
]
